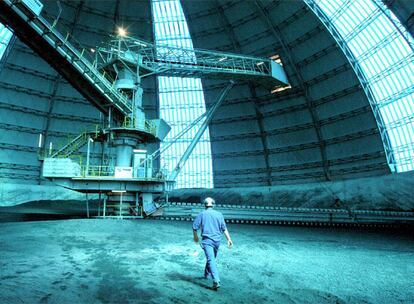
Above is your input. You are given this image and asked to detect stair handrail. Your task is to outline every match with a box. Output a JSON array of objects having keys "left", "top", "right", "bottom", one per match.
[{"left": 3, "top": 0, "right": 133, "bottom": 116}]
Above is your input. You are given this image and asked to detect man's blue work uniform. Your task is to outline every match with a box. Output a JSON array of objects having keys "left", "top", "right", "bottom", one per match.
[{"left": 193, "top": 208, "right": 227, "bottom": 283}]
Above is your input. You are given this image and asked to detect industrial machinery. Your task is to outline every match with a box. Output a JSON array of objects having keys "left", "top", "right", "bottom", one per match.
[
  {"left": 0, "top": 0, "right": 289, "bottom": 218},
  {"left": 160, "top": 202, "right": 414, "bottom": 227}
]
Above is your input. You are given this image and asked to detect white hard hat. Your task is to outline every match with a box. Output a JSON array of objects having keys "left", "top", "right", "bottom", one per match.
[{"left": 203, "top": 197, "right": 215, "bottom": 207}]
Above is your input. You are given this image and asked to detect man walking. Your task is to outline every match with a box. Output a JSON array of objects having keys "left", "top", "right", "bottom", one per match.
[{"left": 193, "top": 197, "right": 233, "bottom": 290}]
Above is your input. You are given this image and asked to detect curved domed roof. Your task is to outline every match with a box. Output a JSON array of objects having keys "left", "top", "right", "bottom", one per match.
[{"left": 0, "top": 0, "right": 412, "bottom": 189}]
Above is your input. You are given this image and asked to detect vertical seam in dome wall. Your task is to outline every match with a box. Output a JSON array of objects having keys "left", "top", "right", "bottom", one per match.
[
  {"left": 39, "top": 78, "right": 61, "bottom": 184},
  {"left": 249, "top": 84, "right": 272, "bottom": 186},
  {"left": 38, "top": 1, "right": 85, "bottom": 185},
  {"left": 212, "top": 0, "right": 273, "bottom": 186},
  {"left": 252, "top": 0, "right": 331, "bottom": 181}
]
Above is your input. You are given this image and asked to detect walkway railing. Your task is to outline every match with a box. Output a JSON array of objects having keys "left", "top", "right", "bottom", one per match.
[
  {"left": 97, "top": 36, "right": 290, "bottom": 88},
  {"left": 0, "top": 0, "right": 133, "bottom": 120}
]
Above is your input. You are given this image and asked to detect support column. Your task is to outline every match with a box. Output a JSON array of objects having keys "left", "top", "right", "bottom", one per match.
[{"left": 113, "top": 137, "right": 138, "bottom": 167}]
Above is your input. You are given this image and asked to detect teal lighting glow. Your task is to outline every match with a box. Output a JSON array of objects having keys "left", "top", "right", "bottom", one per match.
[
  {"left": 0, "top": 23, "right": 13, "bottom": 60},
  {"left": 152, "top": 0, "right": 213, "bottom": 188},
  {"left": 305, "top": 0, "right": 414, "bottom": 173}
]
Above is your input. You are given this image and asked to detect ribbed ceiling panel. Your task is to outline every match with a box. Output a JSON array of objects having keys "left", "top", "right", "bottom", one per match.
[
  {"left": 0, "top": 0, "right": 393, "bottom": 187},
  {"left": 180, "top": 0, "right": 389, "bottom": 187}
]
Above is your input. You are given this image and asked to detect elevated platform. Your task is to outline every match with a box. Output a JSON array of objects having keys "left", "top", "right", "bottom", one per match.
[
  {"left": 98, "top": 37, "right": 290, "bottom": 90},
  {"left": 51, "top": 176, "right": 169, "bottom": 193},
  {"left": 0, "top": 0, "right": 290, "bottom": 129}
]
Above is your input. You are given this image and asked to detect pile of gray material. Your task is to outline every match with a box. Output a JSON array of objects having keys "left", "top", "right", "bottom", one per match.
[{"left": 168, "top": 171, "right": 414, "bottom": 211}]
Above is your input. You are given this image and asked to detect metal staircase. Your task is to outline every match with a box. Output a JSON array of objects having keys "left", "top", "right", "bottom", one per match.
[
  {"left": 0, "top": 0, "right": 292, "bottom": 218},
  {"left": 50, "top": 132, "right": 89, "bottom": 158},
  {"left": 0, "top": 0, "right": 133, "bottom": 122},
  {"left": 0, "top": 0, "right": 290, "bottom": 125}
]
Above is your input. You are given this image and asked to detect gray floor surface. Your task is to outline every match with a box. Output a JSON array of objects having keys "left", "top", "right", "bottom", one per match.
[{"left": 0, "top": 219, "right": 413, "bottom": 303}]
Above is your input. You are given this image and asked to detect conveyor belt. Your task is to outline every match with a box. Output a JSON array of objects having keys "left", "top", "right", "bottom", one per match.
[
  {"left": 98, "top": 37, "right": 290, "bottom": 89},
  {"left": 156, "top": 202, "right": 414, "bottom": 227},
  {"left": 0, "top": 0, "right": 289, "bottom": 124}
]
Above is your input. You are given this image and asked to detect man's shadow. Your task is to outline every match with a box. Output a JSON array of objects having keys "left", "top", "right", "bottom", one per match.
[{"left": 167, "top": 272, "right": 214, "bottom": 290}]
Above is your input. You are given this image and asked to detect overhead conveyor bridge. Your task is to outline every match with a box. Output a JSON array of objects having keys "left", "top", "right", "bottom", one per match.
[
  {"left": 97, "top": 37, "right": 290, "bottom": 89},
  {"left": 0, "top": 0, "right": 289, "bottom": 123},
  {"left": 0, "top": 0, "right": 292, "bottom": 218}
]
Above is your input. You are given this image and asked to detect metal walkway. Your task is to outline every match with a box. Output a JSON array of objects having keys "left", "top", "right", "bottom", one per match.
[
  {"left": 97, "top": 37, "right": 289, "bottom": 89},
  {"left": 0, "top": 0, "right": 289, "bottom": 122},
  {"left": 0, "top": 0, "right": 134, "bottom": 121}
]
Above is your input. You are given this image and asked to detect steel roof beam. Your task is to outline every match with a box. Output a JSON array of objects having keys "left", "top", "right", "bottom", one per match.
[
  {"left": 251, "top": 0, "right": 332, "bottom": 181},
  {"left": 0, "top": 122, "right": 77, "bottom": 138},
  {"left": 212, "top": 0, "right": 273, "bottom": 186},
  {"left": 211, "top": 104, "right": 372, "bottom": 141},
  {"left": 211, "top": 90, "right": 367, "bottom": 125},
  {"left": 183, "top": 1, "right": 242, "bottom": 21},
  {"left": 212, "top": 127, "right": 379, "bottom": 159},
  {"left": 64, "top": 1, "right": 149, "bottom": 24},
  {"left": 215, "top": 150, "right": 386, "bottom": 176},
  {"left": 0, "top": 101, "right": 99, "bottom": 123},
  {"left": 214, "top": 162, "right": 389, "bottom": 185}
]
